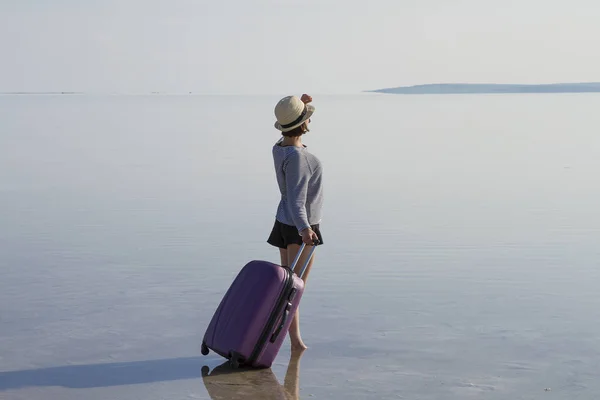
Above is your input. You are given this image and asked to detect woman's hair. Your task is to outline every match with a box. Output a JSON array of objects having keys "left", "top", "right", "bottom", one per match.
[{"left": 281, "top": 121, "right": 309, "bottom": 137}]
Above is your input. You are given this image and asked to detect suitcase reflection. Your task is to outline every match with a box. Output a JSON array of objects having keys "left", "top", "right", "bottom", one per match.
[{"left": 202, "top": 351, "right": 303, "bottom": 399}]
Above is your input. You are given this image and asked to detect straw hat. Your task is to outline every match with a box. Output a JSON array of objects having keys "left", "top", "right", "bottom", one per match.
[{"left": 273, "top": 95, "right": 315, "bottom": 132}]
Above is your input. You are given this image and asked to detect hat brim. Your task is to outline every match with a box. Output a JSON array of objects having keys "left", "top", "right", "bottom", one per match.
[{"left": 274, "top": 104, "right": 315, "bottom": 132}]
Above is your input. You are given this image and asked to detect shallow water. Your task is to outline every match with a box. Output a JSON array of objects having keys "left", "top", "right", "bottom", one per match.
[{"left": 1, "top": 93, "right": 600, "bottom": 399}]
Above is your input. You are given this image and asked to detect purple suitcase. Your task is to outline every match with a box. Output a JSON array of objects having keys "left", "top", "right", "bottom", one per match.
[{"left": 201, "top": 241, "right": 317, "bottom": 368}]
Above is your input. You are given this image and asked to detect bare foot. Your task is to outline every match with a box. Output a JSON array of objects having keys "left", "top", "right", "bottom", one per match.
[
  {"left": 291, "top": 346, "right": 307, "bottom": 358},
  {"left": 291, "top": 338, "right": 308, "bottom": 352}
]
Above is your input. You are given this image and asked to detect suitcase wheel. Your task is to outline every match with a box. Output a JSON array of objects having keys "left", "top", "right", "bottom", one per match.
[
  {"left": 229, "top": 351, "right": 242, "bottom": 369},
  {"left": 201, "top": 342, "right": 209, "bottom": 356}
]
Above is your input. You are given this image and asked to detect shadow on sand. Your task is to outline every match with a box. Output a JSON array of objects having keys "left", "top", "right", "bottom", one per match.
[{"left": 0, "top": 350, "right": 304, "bottom": 398}]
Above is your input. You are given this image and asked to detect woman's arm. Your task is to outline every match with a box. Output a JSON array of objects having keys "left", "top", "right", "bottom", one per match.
[
  {"left": 284, "top": 152, "right": 320, "bottom": 245},
  {"left": 283, "top": 151, "right": 311, "bottom": 233}
]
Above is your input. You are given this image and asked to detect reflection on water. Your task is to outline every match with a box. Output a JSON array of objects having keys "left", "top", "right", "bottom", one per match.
[
  {"left": 2, "top": 94, "right": 600, "bottom": 399},
  {"left": 202, "top": 350, "right": 303, "bottom": 400},
  {"left": 0, "top": 351, "right": 303, "bottom": 399}
]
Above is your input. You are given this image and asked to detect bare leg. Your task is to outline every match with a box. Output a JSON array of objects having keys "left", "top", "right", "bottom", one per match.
[
  {"left": 279, "top": 248, "right": 288, "bottom": 267},
  {"left": 286, "top": 243, "right": 316, "bottom": 351}
]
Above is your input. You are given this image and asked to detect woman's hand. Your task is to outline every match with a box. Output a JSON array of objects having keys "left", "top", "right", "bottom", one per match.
[
  {"left": 300, "top": 228, "right": 319, "bottom": 245},
  {"left": 300, "top": 94, "right": 312, "bottom": 104}
]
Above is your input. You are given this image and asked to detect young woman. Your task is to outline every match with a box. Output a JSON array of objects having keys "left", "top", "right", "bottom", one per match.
[{"left": 267, "top": 94, "right": 324, "bottom": 351}]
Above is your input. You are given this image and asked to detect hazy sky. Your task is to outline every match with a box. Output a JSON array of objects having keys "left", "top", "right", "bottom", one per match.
[{"left": 1, "top": 0, "right": 599, "bottom": 94}]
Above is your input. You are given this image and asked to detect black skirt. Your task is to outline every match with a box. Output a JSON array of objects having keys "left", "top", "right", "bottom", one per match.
[{"left": 266, "top": 219, "right": 324, "bottom": 249}]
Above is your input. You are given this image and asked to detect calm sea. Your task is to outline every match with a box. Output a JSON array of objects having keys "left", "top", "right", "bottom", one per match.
[{"left": 1, "top": 93, "right": 599, "bottom": 399}]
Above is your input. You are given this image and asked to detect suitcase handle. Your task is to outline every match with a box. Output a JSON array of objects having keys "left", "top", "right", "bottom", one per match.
[
  {"left": 289, "top": 239, "right": 319, "bottom": 279},
  {"left": 270, "top": 301, "right": 292, "bottom": 343},
  {"left": 270, "top": 240, "right": 318, "bottom": 342}
]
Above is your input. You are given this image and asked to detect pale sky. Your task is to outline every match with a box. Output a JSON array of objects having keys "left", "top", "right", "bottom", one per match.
[{"left": 1, "top": 0, "right": 599, "bottom": 94}]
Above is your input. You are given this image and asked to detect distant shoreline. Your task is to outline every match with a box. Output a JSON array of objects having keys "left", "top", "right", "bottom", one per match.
[
  {"left": 367, "top": 82, "right": 600, "bottom": 94},
  {"left": 3, "top": 84, "right": 600, "bottom": 96}
]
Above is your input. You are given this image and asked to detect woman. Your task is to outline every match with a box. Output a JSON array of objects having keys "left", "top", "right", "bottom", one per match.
[{"left": 267, "top": 93, "right": 324, "bottom": 351}]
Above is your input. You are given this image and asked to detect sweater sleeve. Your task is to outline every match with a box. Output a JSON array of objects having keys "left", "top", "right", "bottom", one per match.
[{"left": 283, "top": 151, "right": 312, "bottom": 232}]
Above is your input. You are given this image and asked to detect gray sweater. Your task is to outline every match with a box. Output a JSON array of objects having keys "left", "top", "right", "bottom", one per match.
[{"left": 272, "top": 139, "right": 324, "bottom": 232}]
